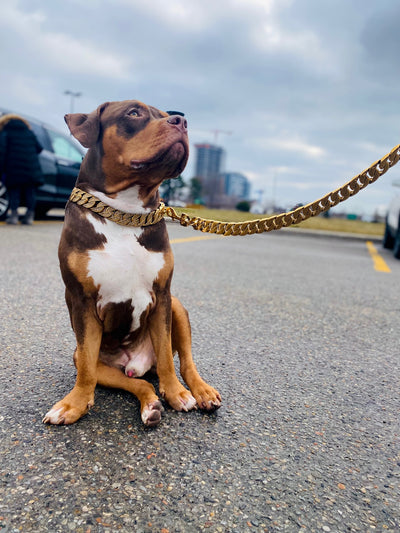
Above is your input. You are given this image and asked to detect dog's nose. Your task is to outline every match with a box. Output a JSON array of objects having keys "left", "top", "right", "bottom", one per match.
[{"left": 167, "top": 115, "right": 188, "bottom": 132}]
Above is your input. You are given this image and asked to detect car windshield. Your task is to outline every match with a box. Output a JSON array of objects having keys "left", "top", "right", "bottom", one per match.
[{"left": 47, "top": 129, "right": 83, "bottom": 163}]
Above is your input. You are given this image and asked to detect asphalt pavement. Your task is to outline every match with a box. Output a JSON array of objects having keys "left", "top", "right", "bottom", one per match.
[{"left": 0, "top": 220, "right": 399, "bottom": 532}]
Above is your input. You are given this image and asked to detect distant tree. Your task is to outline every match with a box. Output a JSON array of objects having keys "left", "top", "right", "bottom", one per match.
[
  {"left": 236, "top": 200, "right": 251, "bottom": 212},
  {"left": 160, "top": 175, "right": 185, "bottom": 205},
  {"left": 189, "top": 177, "right": 202, "bottom": 203}
]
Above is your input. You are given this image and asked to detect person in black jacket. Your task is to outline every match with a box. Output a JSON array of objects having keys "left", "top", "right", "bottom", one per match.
[{"left": 0, "top": 114, "right": 44, "bottom": 225}]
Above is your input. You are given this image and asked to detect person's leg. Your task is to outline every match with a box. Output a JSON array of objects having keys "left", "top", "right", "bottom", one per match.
[
  {"left": 21, "top": 187, "right": 36, "bottom": 225},
  {"left": 6, "top": 188, "right": 20, "bottom": 224}
]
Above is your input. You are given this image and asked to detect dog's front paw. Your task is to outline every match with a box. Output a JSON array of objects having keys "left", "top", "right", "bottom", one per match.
[
  {"left": 177, "top": 391, "right": 197, "bottom": 412},
  {"left": 141, "top": 400, "right": 163, "bottom": 427},
  {"left": 43, "top": 391, "right": 94, "bottom": 425},
  {"left": 191, "top": 381, "right": 222, "bottom": 411},
  {"left": 160, "top": 382, "right": 197, "bottom": 412}
]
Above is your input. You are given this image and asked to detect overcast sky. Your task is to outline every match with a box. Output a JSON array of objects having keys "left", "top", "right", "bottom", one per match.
[{"left": 1, "top": 0, "right": 400, "bottom": 215}]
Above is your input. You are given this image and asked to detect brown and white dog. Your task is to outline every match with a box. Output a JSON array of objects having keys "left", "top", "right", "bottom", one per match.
[{"left": 43, "top": 100, "right": 221, "bottom": 427}]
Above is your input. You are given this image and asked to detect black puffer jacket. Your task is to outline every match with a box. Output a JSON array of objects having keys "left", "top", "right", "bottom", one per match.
[{"left": 0, "top": 114, "right": 44, "bottom": 188}]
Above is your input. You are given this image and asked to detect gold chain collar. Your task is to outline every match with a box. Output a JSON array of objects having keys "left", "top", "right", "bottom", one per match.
[{"left": 69, "top": 187, "right": 166, "bottom": 227}]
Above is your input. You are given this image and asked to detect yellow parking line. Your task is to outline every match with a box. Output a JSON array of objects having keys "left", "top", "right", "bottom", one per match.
[
  {"left": 170, "top": 235, "right": 222, "bottom": 244},
  {"left": 366, "top": 241, "right": 391, "bottom": 273}
]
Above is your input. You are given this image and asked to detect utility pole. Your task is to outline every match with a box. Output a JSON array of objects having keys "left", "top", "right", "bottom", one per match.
[
  {"left": 272, "top": 173, "right": 278, "bottom": 211},
  {"left": 64, "top": 90, "right": 82, "bottom": 113}
]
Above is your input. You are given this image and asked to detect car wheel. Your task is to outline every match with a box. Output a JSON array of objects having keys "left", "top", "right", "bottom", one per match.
[
  {"left": 393, "top": 229, "right": 400, "bottom": 259},
  {"left": 382, "top": 220, "right": 395, "bottom": 249},
  {"left": 0, "top": 182, "right": 9, "bottom": 221}
]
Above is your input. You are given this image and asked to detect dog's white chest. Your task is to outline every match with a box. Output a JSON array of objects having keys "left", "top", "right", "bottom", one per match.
[{"left": 86, "top": 214, "right": 165, "bottom": 331}]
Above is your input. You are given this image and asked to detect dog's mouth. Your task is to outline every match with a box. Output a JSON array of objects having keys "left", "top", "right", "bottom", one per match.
[{"left": 129, "top": 141, "right": 188, "bottom": 177}]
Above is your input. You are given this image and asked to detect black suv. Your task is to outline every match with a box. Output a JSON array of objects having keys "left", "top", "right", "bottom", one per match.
[{"left": 0, "top": 108, "right": 85, "bottom": 220}]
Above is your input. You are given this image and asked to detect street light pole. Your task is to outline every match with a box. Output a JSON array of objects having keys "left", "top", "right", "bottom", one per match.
[
  {"left": 272, "top": 172, "right": 277, "bottom": 211},
  {"left": 64, "top": 90, "right": 82, "bottom": 113}
]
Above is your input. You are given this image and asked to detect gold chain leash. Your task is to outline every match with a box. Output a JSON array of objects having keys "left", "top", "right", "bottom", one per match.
[
  {"left": 164, "top": 143, "right": 400, "bottom": 236},
  {"left": 69, "top": 142, "right": 400, "bottom": 234}
]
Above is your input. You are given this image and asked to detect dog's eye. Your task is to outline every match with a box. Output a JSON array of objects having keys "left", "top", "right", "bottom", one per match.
[{"left": 128, "top": 109, "right": 139, "bottom": 117}]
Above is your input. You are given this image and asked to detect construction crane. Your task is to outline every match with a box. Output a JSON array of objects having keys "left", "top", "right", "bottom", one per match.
[
  {"left": 210, "top": 129, "right": 232, "bottom": 143},
  {"left": 193, "top": 128, "right": 233, "bottom": 144}
]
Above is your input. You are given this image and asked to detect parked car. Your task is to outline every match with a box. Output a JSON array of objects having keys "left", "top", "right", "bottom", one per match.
[
  {"left": 0, "top": 107, "right": 85, "bottom": 220},
  {"left": 383, "top": 187, "right": 400, "bottom": 258}
]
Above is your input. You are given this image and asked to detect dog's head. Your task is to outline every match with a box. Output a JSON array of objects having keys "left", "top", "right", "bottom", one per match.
[{"left": 65, "top": 100, "right": 189, "bottom": 194}]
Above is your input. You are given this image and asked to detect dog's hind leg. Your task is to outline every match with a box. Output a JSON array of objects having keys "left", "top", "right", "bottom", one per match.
[
  {"left": 171, "top": 296, "right": 221, "bottom": 411},
  {"left": 96, "top": 362, "right": 163, "bottom": 427}
]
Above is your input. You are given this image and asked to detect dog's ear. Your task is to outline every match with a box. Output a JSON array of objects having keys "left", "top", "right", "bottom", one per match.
[{"left": 64, "top": 102, "right": 109, "bottom": 148}]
